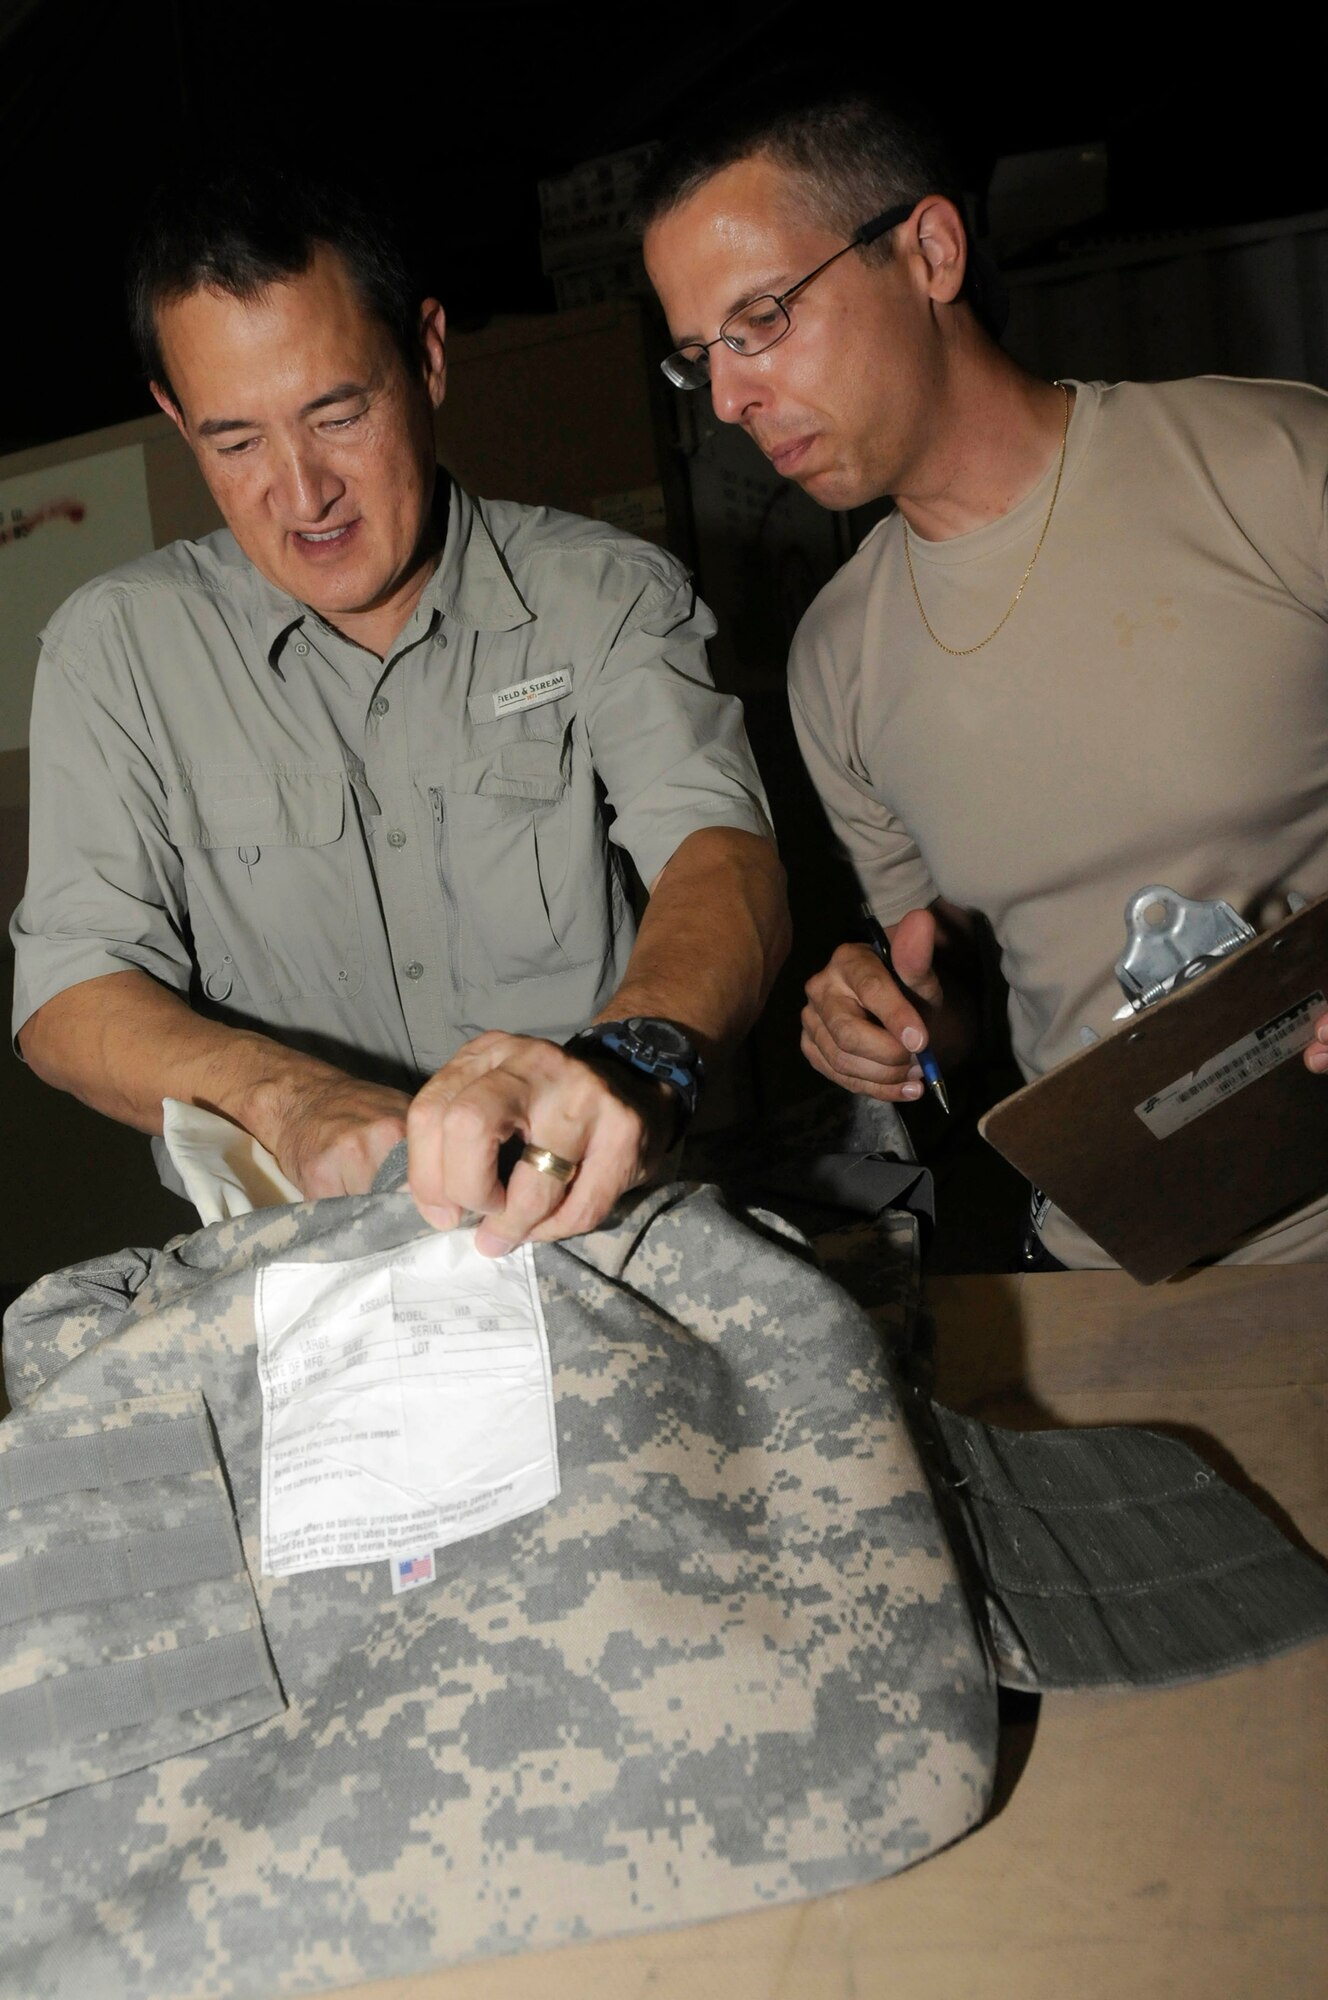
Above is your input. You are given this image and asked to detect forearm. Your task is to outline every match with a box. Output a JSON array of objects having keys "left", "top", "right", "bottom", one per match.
[
  {"left": 18, "top": 969, "right": 356, "bottom": 1151},
  {"left": 599, "top": 827, "right": 791, "bottom": 1056}
]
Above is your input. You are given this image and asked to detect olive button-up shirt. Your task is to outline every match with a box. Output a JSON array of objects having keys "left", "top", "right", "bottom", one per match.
[{"left": 12, "top": 480, "right": 772, "bottom": 1086}]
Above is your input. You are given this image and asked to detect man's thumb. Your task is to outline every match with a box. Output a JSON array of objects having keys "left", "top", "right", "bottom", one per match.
[{"left": 890, "top": 906, "right": 941, "bottom": 998}]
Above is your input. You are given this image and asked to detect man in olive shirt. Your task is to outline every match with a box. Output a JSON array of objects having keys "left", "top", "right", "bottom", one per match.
[
  {"left": 11, "top": 171, "right": 789, "bottom": 1256},
  {"left": 641, "top": 86, "right": 1328, "bottom": 1269}
]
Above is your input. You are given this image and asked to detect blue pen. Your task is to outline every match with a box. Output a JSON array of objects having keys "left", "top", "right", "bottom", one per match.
[{"left": 860, "top": 904, "right": 950, "bottom": 1115}]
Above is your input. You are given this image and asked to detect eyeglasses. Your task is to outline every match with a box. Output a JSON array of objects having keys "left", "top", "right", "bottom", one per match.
[{"left": 659, "top": 199, "right": 916, "bottom": 391}]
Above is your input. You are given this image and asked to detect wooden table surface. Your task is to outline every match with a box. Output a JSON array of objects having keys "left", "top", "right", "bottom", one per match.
[{"left": 334, "top": 1266, "right": 1328, "bottom": 2000}]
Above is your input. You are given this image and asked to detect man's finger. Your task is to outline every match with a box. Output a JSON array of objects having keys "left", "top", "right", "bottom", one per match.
[
  {"left": 801, "top": 1023, "right": 923, "bottom": 1099},
  {"left": 801, "top": 1028, "right": 918, "bottom": 1102},
  {"left": 835, "top": 964, "right": 930, "bottom": 1055},
  {"left": 472, "top": 1154, "right": 580, "bottom": 1254},
  {"left": 477, "top": 1093, "right": 644, "bottom": 1254},
  {"left": 806, "top": 957, "right": 926, "bottom": 1063},
  {"left": 408, "top": 1036, "right": 587, "bottom": 1218},
  {"left": 525, "top": 1101, "right": 648, "bottom": 1247},
  {"left": 1306, "top": 1013, "right": 1328, "bottom": 1072},
  {"left": 856, "top": 978, "right": 930, "bottom": 1060},
  {"left": 407, "top": 1082, "right": 513, "bottom": 1221},
  {"left": 801, "top": 1003, "right": 918, "bottom": 1086},
  {"left": 813, "top": 944, "right": 932, "bottom": 1056}
]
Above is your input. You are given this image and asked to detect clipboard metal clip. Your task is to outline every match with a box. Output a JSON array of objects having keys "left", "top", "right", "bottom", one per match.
[{"left": 1111, "top": 886, "right": 1255, "bottom": 1018}]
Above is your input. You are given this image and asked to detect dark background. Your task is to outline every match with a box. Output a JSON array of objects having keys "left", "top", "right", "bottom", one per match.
[
  {"left": 3, "top": 1, "right": 1326, "bottom": 1283},
  {"left": 3, "top": 0, "right": 1327, "bottom": 450}
]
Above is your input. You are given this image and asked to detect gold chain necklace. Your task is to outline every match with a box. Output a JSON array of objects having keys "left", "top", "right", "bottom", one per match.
[{"left": 903, "top": 381, "right": 1071, "bottom": 657}]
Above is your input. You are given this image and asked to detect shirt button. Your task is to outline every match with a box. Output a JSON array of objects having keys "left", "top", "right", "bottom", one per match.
[
  {"left": 435, "top": 632, "right": 449, "bottom": 648},
  {"left": 294, "top": 640, "right": 309, "bottom": 656},
  {"left": 387, "top": 829, "right": 407, "bottom": 848},
  {"left": 404, "top": 961, "right": 424, "bottom": 980},
  {"left": 372, "top": 696, "right": 390, "bottom": 717}
]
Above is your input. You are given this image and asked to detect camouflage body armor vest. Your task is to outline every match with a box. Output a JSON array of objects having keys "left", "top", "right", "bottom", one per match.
[{"left": 2, "top": 1141, "right": 1325, "bottom": 1999}]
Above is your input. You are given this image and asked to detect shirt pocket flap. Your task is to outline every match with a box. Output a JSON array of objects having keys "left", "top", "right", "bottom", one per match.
[
  {"left": 440, "top": 739, "right": 568, "bottom": 807},
  {"left": 168, "top": 771, "right": 346, "bottom": 848}
]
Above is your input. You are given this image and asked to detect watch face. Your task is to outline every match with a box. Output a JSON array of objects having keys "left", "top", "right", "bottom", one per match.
[
  {"left": 569, "top": 1018, "right": 701, "bottom": 1121},
  {"left": 624, "top": 1017, "right": 693, "bottom": 1063}
]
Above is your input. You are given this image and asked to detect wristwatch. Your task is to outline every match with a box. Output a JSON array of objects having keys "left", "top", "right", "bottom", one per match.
[{"left": 564, "top": 1017, "right": 704, "bottom": 1136}]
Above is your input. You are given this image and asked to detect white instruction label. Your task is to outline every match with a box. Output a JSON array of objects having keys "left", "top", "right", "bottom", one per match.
[
  {"left": 1134, "top": 990, "right": 1324, "bottom": 1140},
  {"left": 255, "top": 1231, "right": 559, "bottom": 1577}
]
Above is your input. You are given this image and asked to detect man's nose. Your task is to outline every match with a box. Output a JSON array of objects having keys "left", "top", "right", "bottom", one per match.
[
  {"left": 707, "top": 344, "right": 765, "bottom": 427},
  {"left": 274, "top": 438, "right": 345, "bottom": 520}
]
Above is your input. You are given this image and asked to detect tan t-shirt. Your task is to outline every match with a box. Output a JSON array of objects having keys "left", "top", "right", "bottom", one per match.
[{"left": 789, "top": 376, "right": 1328, "bottom": 1266}]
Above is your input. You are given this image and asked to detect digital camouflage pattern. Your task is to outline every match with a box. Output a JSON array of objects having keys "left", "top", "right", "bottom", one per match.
[{"left": 0, "top": 1165, "right": 993, "bottom": 2000}]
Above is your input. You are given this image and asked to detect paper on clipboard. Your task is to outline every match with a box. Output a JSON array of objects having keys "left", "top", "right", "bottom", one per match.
[{"left": 980, "top": 896, "right": 1328, "bottom": 1283}]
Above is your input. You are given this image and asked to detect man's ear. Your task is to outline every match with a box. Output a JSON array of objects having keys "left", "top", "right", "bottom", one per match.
[
  {"left": 419, "top": 299, "right": 447, "bottom": 411},
  {"left": 149, "top": 380, "right": 189, "bottom": 439},
  {"left": 910, "top": 196, "right": 968, "bottom": 306}
]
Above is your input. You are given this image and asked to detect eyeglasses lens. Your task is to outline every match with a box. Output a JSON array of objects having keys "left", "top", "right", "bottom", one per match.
[
  {"left": 660, "top": 297, "right": 792, "bottom": 390},
  {"left": 719, "top": 297, "right": 790, "bottom": 355},
  {"left": 663, "top": 349, "right": 710, "bottom": 390}
]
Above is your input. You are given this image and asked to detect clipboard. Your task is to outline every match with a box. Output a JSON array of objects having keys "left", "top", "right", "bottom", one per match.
[{"left": 980, "top": 895, "right": 1328, "bottom": 1283}]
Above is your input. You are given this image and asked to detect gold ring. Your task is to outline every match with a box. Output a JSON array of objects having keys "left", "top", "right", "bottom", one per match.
[{"left": 520, "top": 1143, "right": 580, "bottom": 1184}]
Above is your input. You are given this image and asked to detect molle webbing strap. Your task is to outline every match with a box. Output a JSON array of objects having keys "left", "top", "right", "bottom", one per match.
[
  {"left": 0, "top": 1393, "right": 283, "bottom": 1817},
  {"left": 934, "top": 1411, "right": 1328, "bottom": 1690},
  {"left": 0, "top": 1410, "right": 214, "bottom": 1508},
  {"left": 0, "top": 1519, "right": 241, "bottom": 1628},
  {"left": 0, "top": 1628, "right": 275, "bottom": 1761}
]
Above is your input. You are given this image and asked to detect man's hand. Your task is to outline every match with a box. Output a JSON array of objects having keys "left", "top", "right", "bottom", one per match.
[
  {"left": 801, "top": 906, "right": 945, "bottom": 1103},
  {"left": 18, "top": 968, "right": 412, "bottom": 1198},
  {"left": 402, "top": 824, "right": 786, "bottom": 1257},
  {"left": 267, "top": 1075, "right": 412, "bottom": 1199},
  {"left": 407, "top": 1031, "right": 675, "bottom": 1257},
  {"left": 1306, "top": 1010, "right": 1328, "bottom": 1077}
]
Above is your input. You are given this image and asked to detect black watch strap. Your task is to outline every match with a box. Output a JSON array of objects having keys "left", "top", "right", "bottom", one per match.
[{"left": 565, "top": 1017, "right": 704, "bottom": 1129}]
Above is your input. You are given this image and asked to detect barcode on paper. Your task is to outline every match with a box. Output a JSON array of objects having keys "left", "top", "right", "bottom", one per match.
[{"left": 1134, "top": 991, "right": 1324, "bottom": 1140}]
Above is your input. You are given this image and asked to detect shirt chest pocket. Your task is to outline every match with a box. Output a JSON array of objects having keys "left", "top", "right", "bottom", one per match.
[
  {"left": 430, "top": 739, "right": 625, "bottom": 986},
  {"left": 166, "top": 770, "right": 364, "bottom": 1006}
]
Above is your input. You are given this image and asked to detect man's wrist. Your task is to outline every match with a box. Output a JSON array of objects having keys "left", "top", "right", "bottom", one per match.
[
  {"left": 225, "top": 1038, "right": 346, "bottom": 1154},
  {"left": 565, "top": 1017, "right": 704, "bottom": 1147},
  {"left": 566, "top": 1046, "right": 686, "bottom": 1149}
]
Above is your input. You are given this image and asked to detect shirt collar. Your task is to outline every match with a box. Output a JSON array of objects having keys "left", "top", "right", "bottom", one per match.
[
  {"left": 428, "top": 476, "right": 533, "bottom": 633},
  {"left": 253, "top": 472, "right": 532, "bottom": 672}
]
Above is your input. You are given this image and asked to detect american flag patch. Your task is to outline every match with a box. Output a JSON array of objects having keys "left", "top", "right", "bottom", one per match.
[{"left": 390, "top": 1550, "right": 436, "bottom": 1595}]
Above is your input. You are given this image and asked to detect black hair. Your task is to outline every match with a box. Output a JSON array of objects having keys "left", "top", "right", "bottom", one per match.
[{"left": 127, "top": 165, "right": 422, "bottom": 403}]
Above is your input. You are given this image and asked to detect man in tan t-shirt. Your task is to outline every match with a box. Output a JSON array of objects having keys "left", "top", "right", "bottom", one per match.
[{"left": 641, "top": 86, "right": 1328, "bottom": 1267}]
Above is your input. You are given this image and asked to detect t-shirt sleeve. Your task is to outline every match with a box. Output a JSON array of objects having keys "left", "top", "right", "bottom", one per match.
[
  {"left": 787, "top": 618, "right": 939, "bottom": 925},
  {"left": 10, "top": 629, "right": 195, "bottom": 1043},
  {"left": 578, "top": 558, "right": 774, "bottom": 887},
  {"left": 1158, "top": 376, "right": 1328, "bottom": 616}
]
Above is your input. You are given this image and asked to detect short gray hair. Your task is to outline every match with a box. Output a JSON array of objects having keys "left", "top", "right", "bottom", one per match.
[{"left": 636, "top": 86, "right": 962, "bottom": 267}]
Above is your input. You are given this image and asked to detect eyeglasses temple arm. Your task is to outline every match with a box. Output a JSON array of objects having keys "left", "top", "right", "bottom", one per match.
[{"left": 854, "top": 199, "right": 919, "bottom": 247}]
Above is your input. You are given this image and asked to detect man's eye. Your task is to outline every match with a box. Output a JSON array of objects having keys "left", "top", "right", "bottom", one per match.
[
  {"left": 322, "top": 411, "right": 366, "bottom": 432},
  {"left": 218, "top": 437, "right": 258, "bottom": 457},
  {"left": 723, "top": 302, "right": 785, "bottom": 353}
]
